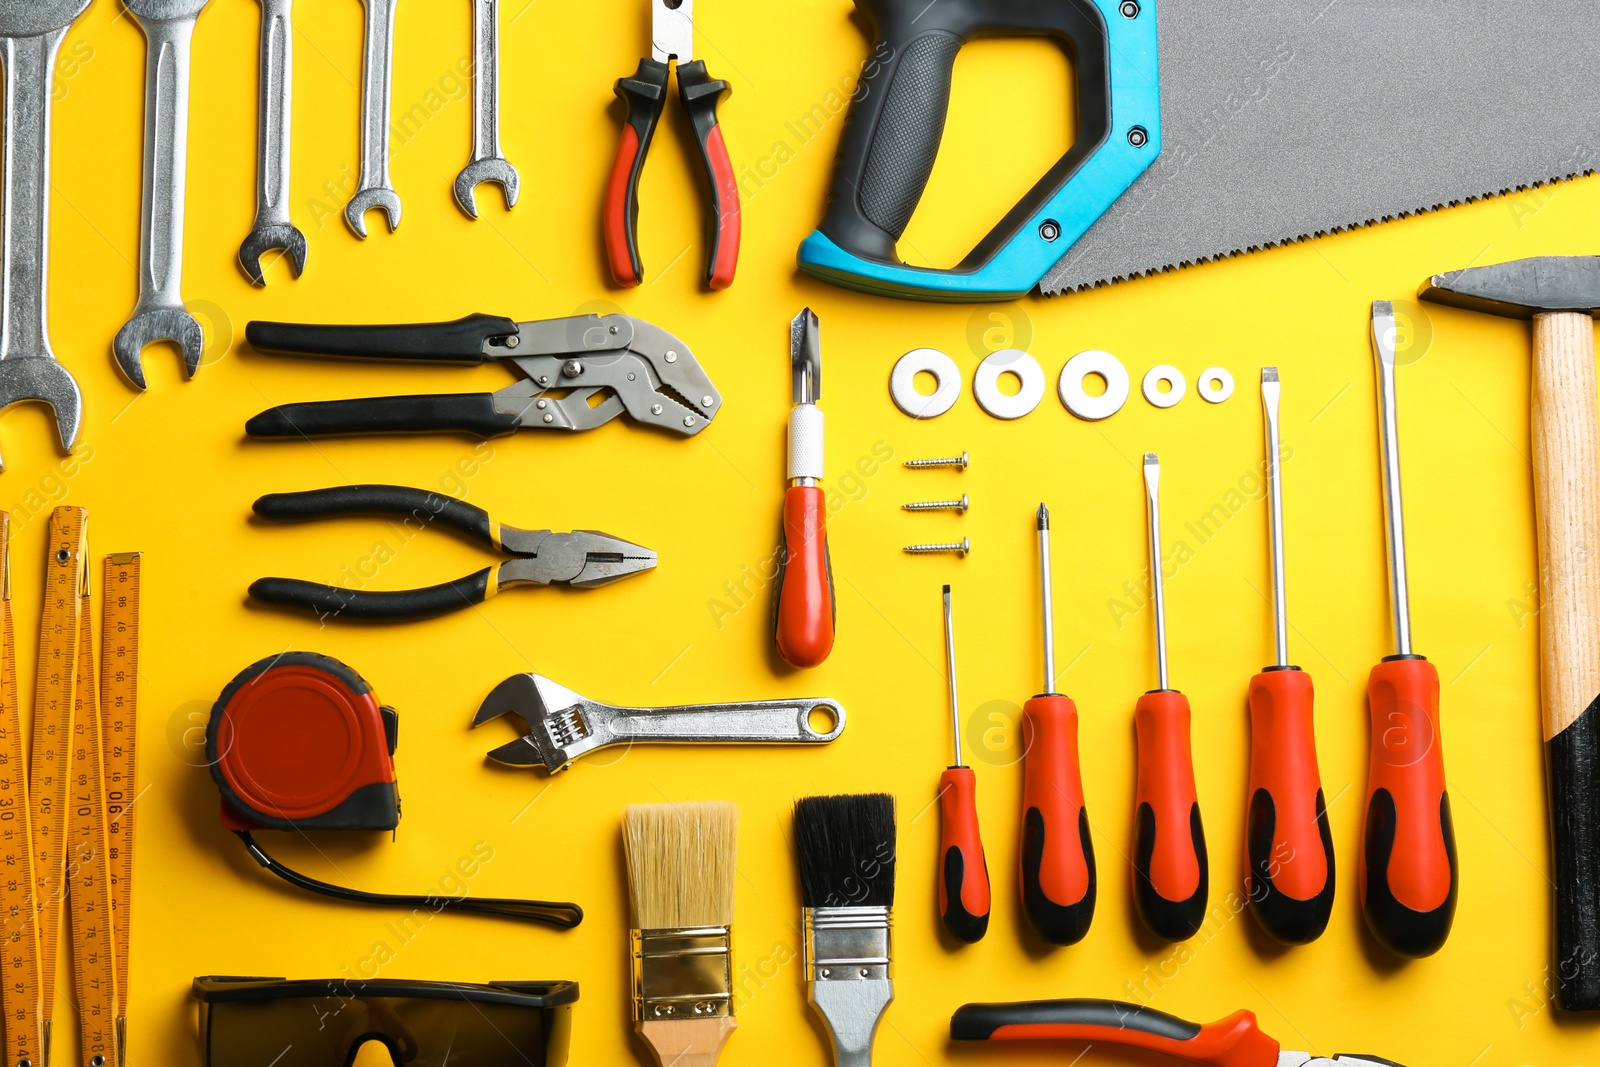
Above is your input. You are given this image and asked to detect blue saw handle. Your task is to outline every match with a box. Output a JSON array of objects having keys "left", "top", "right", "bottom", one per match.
[{"left": 797, "top": 0, "right": 1159, "bottom": 302}]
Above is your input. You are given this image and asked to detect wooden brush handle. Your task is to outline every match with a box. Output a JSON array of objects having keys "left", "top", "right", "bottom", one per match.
[{"left": 637, "top": 1017, "right": 737, "bottom": 1067}]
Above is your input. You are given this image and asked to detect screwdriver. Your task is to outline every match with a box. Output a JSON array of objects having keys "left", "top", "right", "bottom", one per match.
[
  {"left": 1133, "top": 454, "right": 1208, "bottom": 942},
  {"left": 938, "top": 584, "right": 990, "bottom": 943},
  {"left": 1363, "top": 301, "right": 1457, "bottom": 958},
  {"left": 1019, "top": 504, "right": 1096, "bottom": 945},
  {"left": 1246, "top": 368, "right": 1335, "bottom": 945},
  {"left": 774, "top": 308, "right": 835, "bottom": 668}
]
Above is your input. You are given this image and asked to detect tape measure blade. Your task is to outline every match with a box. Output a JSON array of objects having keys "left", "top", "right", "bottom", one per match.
[
  {"left": 0, "top": 513, "right": 42, "bottom": 1067},
  {"left": 100, "top": 552, "right": 138, "bottom": 1035}
]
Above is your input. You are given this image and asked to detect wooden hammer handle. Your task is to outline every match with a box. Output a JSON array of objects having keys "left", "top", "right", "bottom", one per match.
[{"left": 1532, "top": 310, "right": 1600, "bottom": 1010}]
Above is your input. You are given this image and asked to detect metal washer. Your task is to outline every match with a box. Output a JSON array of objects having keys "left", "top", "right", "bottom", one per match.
[
  {"left": 890, "top": 348, "right": 962, "bottom": 419},
  {"left": 974, "top": 349, "right": 1045, "bottom": 420},
  {"left": 1057, "top": 349, "right": 1130, "bottom": 421},
  {"left": 1142, "top": 364, "right": 1187, "bottom": 409},
  {"left": 1198, "top": 367, "right": 1234, "bottom": 403}
]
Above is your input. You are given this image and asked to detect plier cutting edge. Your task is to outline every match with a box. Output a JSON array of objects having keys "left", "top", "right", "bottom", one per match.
[
  {"left": 248, "top": 485, "right": 656, "bottom": 621},
  {"left": 604, "top": 0, "right": 741, "bottom": 290}
]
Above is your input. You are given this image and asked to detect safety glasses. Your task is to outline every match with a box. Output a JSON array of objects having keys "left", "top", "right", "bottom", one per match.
[{"left": 192, "top": 976, "right": 576, "bottom": 1066}]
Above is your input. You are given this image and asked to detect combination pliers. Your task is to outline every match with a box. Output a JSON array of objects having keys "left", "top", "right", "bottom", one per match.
[
  {"left": 244, "top": 312, "right": 721, "bottom": 440},
  {"left": 248, "top": 485, "right": 656, "bottom": 621}
]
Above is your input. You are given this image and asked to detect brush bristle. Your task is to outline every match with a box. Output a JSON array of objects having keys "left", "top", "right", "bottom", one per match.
[
  {"left": 794, "top": 793, "right": 896, "bottom": 909},
  {"left": 624, "top": 801, "right": 739, "bottom": 929}
]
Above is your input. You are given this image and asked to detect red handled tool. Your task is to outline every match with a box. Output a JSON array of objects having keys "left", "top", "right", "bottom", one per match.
[
  {"left": 1133, "top": 454, "right": 1208, "bottom": 942},
  {"left": 1245, "top": 368, "right": 1334, "bottom": 944},
  {"left": 951, "top": 998, "right": 1405, "bottom": 1067},
  {"left": 1362, "top": 302, "right": 1456, "bottom": 957},
  {"left": 603, "top": 0, "right": 740, "bottom": 289},
  {"left": 774, "top": 309, "right": 835, "bottom": 668},
  {"left": 1019, "top": 504, "right": 1095, "bottom": 945},
  {"left": 939, "top": 584, "right": 990, "bottom": 943}
]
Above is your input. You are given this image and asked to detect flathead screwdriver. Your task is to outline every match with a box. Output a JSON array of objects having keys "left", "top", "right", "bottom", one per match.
[
  {"left": 1019, "top": 504, "right": 1096, "bottom": 944},
  {"left": 1363, "top": 302, "right": 1456, "bottom": 957},
  {"left": 939, "top": 585, "right": 990, "bottom": 943},
  {"left": 1246, "top": 368, "right": 1335, "bottom": 945},
  {"left": 1132, "top": 454, "right": 1208, "bottom": 942}
]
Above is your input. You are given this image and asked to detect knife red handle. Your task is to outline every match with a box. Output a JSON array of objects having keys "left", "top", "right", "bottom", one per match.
[
  {"left": 1133, "top": 689, "right": 1207, "bottom": 941},
  {"left": 676, "top": 60, "right": 740, "bottom": 290},
  {"left": 1361, "top": 654, "right": 1457, "bottom": 957},
  {"left": 939, "top": 765, "right": 990, "bottom": 943},
  {"left": 603, "top": 59, "right": 669, "bottom": 288},
  {"left": 950, "top": 1000, "right": 1279, "bottom": 1067},
  {"left": 774, "top": 485, "right": 834, "bottom": 668},
  {"left": 1019, "top": 694, "right": 1095, "bottom": 945},
  {"left": 1245, "top": 666, "right": 1334, "bottom": 944}
]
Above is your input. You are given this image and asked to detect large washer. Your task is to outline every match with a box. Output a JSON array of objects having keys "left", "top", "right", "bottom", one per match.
[
  {"left": 1058, "top": 349, "right": 1131, "bottom": 421},
  {"left": 974, "top": 349, "right": 1045, "bottom": 420},
  {"left": 890, "top": 348, "right": 962, "bottom": 418}
]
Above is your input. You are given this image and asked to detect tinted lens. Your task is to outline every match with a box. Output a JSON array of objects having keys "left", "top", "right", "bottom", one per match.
[{"left": 201, "top": 994, "right": 551, "bottom": 1066}]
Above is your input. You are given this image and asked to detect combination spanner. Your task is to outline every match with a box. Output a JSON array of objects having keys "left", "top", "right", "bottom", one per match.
[
  {"left": 345, "top": 0, "right": 400, "bottom": 238},
  {"left": 239, "top": 0, "right": 307, "bottom": 285},
  {"left": 454, "top": 0, "right": 519, "bottom": 219},
  {"left": 0, "top": 0, "right": 92, "bottom": 466},
  {"left": 115, "top": 0, "right": 211, "bottom": 390}
]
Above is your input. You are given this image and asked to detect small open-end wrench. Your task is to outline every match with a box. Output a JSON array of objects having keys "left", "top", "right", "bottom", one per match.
[
  {"left": 345, "top": 0, "right": 400, "bottom": 238},
  {"left": 114, "top": 0, "right": 211, "bottom": 390},
  {"left": 0, "top": 1, "right": 92, "bottom": 466},
  {"left": 453, "top": 0, "right": 518, "bottom": 219},
  {"left": 239, "top": 0, "right": 307, "bottom": 285}
]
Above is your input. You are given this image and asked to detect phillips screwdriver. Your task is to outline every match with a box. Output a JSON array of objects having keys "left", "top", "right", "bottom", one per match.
[
  {"left": 1133, "top": 454, "right": 1208, "bottom": 942},
  {"left": 774, "top": 309, "right": 835, "bottom": 668},
  {"left": 1245, "top": 368, "right": 1335, "bottom": 944},
  {"left": 1362, "top": 302, "right": 1457, "bottom": 958},
  {"left": 1019, "top": 504, "right": 1096, "bottom": 945},
  {"left": 939, "top": 584, "right": 990, "bottom": 943}
]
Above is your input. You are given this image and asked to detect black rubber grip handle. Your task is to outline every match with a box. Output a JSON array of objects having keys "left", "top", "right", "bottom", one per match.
[
  {"left": 246, "top": 394, "right": 523, "bottom": 440},
  {"left": 245, "top": 314, "right": 520, "bottom": 362},
  {"left": 250, "top": 570, "right": 494, "bottom": 621},
  {"left": 603, "top": 58, "right": 671, "bottom": 287},
  {"left": 952, "top": 1000, "right": 1200, "bottom": 1042},
  {"left": 254, "top": 485, "right": 496, "bottom": 547},
  {"left": 1551, "top": 697, "right": 1600, "bottom": 1009}
]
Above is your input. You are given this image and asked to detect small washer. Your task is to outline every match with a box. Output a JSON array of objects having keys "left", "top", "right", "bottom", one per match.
[
  {"left": 1057, "top": 349, "right": 1130, "bottom": 421},
  {"left": 1197, "top": 367, "right": 1234, "bottom": 403},
  {"left": 890, "top": 348, "right": 962, "bottom": 419},
  {"left": 973, "top": 349, "right": 1045, "bottom": 420},
  {"left": 1142, "top": 364, "right": 1187, "bottom": 409}
]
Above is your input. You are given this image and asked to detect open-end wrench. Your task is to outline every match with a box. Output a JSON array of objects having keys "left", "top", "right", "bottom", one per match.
[
  {"left": 0, "top": 1, "right": 92, "bottom": 466},
  {"left": 114, "top": 0, "right": 210, "bottom": 390},
  {"left": 453, "top": 0, "right": 518, "bottom": 219},
  {"left": 239, "top": 0, "right": 307, "bottom": 285},
  {"left": 345, "top": 0, "right": 400, "bottom": 238}
]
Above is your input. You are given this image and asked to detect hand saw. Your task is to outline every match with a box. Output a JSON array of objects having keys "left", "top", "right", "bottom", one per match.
[{"left": 799, "top": 0, "right": 1600, "bottom": 302}]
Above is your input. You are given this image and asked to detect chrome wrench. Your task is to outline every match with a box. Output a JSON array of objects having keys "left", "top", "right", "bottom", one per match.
[
  {"left": 0, "top": 1, "right": 92, "bottom": 466},
  {"left": 114, "top": 0, "right": 211, "bottom": 390},
  {"left": 453, "top": 0, "right": 518, "bottom": 218},
  {"left": 238, "top": 0, "right": 306, "bottom": 285},
  {"left": 345, "top": 0, "right": 400, "bottom": 238}
]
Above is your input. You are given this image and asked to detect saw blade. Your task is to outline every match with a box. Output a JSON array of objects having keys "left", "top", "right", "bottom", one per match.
[{"left": 1038, "top": 0, "right": 1600, "bottom": 295}]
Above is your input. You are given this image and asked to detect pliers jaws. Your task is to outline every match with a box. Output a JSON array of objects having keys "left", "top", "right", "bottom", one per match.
[{"left": 499, "top": 530, "right": 656, "bottom": 589}]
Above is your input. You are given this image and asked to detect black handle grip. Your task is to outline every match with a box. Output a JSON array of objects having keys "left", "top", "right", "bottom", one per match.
[
  {"left": 254, "top": 486, "right": 496, "bottom": 547},
  {"left": 250, "top": 570, "right": 494, "bottom": 621},
  {"left": 246, "top": 394, "right": 524, "bottom": 440},
  {"left": 1551, "top": 698, "right": 1600, "bottom": 1009},
  {"left": 603, "top": 58, "right": 671, "bottom": 287},
  {"left": 952, "top": 1000, "right": 1201, "bottom": 1042},
  {"left": 245, "top": 314, "right": 520, "bottom": 362}
]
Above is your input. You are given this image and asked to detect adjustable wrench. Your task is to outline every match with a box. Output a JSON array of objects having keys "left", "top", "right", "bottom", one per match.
[
  {"left": 239, "top": 0, "right": 307, "bottom": 285},
  {"left": 345, "top": 0, "right": 400, "bottom": 238},
  {"left": 0, "top": 1, "right": 92, "bottom": 466},
  {"left": 453, "top": 0, "right": 519, "bottom": 218},
  {"left": 115, "top": 0, "right": 210, "bottom": 390}
]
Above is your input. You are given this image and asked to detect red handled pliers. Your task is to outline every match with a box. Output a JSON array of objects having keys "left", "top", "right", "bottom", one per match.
[{"left": 603, "top": 0, "right": 741, "bottom": 290}]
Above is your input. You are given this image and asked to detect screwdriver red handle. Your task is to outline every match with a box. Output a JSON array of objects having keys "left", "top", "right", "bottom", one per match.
[
  {"left": 1245, "top": 666, "right": 1334, "bottom": 944},
  {"left": 1133, "top": 690, "right": 1208, "bottom": 941},
  {"left": 939, "top": 765, "right": 990, "bottom": 943},
  {"left": 1019, "top": 694, "right": 1095, "bottom": 945},
  {"left": 1361, "top": 654, "right": 1456, "bottom": 957},
  {"left": 774, "top": 485, "right": 835, "bottom": 668},
  {"left": 951, "top": 1000, "right": 1279, "bottom": 1067}
]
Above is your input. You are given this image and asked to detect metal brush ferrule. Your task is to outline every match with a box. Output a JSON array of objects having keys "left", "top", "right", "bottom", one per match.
[
  {"left": 631, "top": 925, "right": 733, "bottom": 1021},
  {"left": 804, "top": 907, "right": 893, "bottom": 1067}
]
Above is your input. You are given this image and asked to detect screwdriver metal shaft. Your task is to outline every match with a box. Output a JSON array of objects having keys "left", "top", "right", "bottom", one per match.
[{"left": 938, "top": 585, "right": 989, "bottom": 943}]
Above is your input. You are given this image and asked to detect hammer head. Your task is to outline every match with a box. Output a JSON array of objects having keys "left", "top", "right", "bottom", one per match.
[{"left": 1419, "top": 255, "right": 1600, "bottom": 320}]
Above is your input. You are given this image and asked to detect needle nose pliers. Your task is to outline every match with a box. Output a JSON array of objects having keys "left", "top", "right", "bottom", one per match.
[
  {"left": 604, "top": 0, "right": 740, "bottom": 290},
  {"left": 248, "top": 485, "right": 656, "bottom": 621}
]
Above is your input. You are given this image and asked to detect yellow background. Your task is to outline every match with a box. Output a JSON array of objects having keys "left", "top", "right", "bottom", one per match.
[{"left": 5, "top": 0, "right": 1587, "bottom": 1063}]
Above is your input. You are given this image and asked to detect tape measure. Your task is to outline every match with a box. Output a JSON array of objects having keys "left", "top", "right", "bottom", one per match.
[{"left": 101, "top": 553, "right": 140, "bottom": 1057}]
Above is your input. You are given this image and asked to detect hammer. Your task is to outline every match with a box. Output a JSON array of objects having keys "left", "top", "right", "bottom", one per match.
[{"left": 1421, "top": 255, "right": 1600, "bottom": 1010}]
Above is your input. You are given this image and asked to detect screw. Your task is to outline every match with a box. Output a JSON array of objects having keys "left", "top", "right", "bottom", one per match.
[
  {"left": 536, "top": 399, "right": 547, "bottom": 409},
  {"left": 1120, "top": 0, "right": 1140, "bottom": 16},
  {"left": 903, "top": 494, "right": 969, "bottom": 514},
  {"left": 562, "top": 359, "right": 583, "bottom": 378},
  {"left": 1039, "top": 219, "right": 1060, "bottom": 242},
  {"left": 820, "top": 968, "right": 832, "bottom": 978},
  {"left": 702, "top": 395, "right": 714, "bottom": 407},
  {"left": 684, "top": 416, "right": 696, "bottom": 428},
  {"left": 665, "top": 351, "right": 678, "bottom": 363},
  {"left": 858, "top": 968, "right": 870, "bottom": 978},
  {"left": 904, "top": 537, "right": 971, "bottom": 557},
  {"left": 651, "top": 403, "right": 664, "bottom": 416},
  {"left": 1127, "top": 125, "right": 1149, "bottom": 148},
  {"left": 903, "top": 451, "right": 969, "bottom": 470},
  {"left": 505, "top": 335, "right": 520, "bottom": 349}
]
